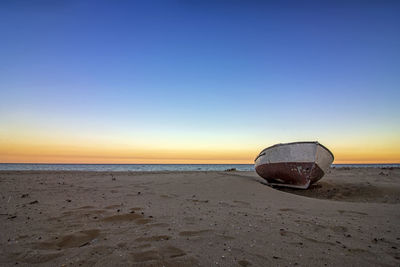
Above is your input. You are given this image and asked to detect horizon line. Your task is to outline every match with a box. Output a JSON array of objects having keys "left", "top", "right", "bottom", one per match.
[{"left": 1, "top": 162, "right": 399, "bottom": 165}]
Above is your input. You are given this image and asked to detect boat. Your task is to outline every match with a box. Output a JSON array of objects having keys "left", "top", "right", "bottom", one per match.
[{"left": 254, "top": 141, "right": 334, "bottom": 189}]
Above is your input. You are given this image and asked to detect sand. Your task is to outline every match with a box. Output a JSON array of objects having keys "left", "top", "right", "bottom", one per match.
[{"left": 0, "top": 168, "right": 399, "bottom": 266}]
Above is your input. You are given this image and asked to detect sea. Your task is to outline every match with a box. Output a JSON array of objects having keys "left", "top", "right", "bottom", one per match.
[{"left": 0, "top": 163, "right": 399, "bottom": 172}]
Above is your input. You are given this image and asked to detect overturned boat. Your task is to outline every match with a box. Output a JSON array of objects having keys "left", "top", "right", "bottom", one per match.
[{"left": 255, "top": 142, "right": 334, "bottom": 189}]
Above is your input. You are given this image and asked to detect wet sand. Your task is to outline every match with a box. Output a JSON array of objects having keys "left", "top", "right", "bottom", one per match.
[{"left": 0, "top": 168, "right": 399, "bottom": 266}]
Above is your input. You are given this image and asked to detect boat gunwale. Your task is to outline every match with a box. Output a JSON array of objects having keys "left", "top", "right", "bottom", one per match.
[{"left": 255, "top": 141, "right": 334, "bottom": 162}]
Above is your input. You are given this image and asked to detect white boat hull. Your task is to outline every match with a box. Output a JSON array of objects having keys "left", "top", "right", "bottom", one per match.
[{"left": 255, "top": 142, "right": 334, "bottom": 189}]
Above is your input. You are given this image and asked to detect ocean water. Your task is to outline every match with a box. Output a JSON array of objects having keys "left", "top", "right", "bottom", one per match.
[
  {"left": 0, "top": 163, "right": 399, "bottom": 172},
  {"left": 0, "top": 164, "right": 254, "bottom": 172}
]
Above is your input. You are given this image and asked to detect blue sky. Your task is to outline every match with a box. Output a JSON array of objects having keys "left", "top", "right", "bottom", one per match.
[{"left": 1, "top": 0, "right": 399, "bottom": 163}]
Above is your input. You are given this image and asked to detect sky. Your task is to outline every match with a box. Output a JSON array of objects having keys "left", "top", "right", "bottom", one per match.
[{"left": 0, "top": 0, "right": 399, "bottom": 164}]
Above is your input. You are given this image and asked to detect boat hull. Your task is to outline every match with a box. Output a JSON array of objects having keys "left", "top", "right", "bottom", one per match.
[{"left": 255, "top": 142, "right": 334, "bottom": 189}]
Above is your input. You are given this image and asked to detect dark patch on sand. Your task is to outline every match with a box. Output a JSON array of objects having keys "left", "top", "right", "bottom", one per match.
[
  {"left": 131, "top": 245, "right": 189, "bottom": 263},
  {"left": 17, "top": 251, "right": 64, "bottom": 264},
  {"left": 35, "top": 229, "right": 100, "bottom": 250},
  {"left": 338, "top": 210, "right": 368, "bottom": 216},
  {"left": 238, "top": 259, "right": 252, "bottom": 266},
  {"left": 104, "top": 204, "right": 122, "bottom": 209},
  {"left": 102, "top": 213, "right": 146, "bottom": 223},
  {"left": 136, "top": 235, "right": 171, "bottom": 242},
  {"left": 179, "top": 230, "right": 211, "bottom": 237},
  {"left": 77, "top": 205, "right": 96, "bottom": 209}
]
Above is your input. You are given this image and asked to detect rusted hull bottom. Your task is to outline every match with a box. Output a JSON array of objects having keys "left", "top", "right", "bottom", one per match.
[{"left": 255, "top": 162, "right": 325, "bottom": 189}]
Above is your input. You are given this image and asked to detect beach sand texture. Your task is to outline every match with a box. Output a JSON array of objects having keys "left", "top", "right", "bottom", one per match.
[{"left": 1, "top": 168, "right": 399, "bottom": 266}]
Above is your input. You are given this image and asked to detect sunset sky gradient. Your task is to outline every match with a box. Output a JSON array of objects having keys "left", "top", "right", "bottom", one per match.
[{"left": 1, "top": 0, "right": 399, "bottom": 164}]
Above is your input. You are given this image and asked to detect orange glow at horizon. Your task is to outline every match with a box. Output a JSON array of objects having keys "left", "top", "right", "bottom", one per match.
[
  {"left": 1, "top": 139, "right": 399, "bottom": 164},
  {"left": 0, "top": 139, "right": 255, "bottom": 164}
]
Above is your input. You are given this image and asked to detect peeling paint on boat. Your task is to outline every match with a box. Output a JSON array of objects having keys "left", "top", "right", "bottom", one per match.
[{"left": 255, "top": 142, "right": 334, "bottom": 189}]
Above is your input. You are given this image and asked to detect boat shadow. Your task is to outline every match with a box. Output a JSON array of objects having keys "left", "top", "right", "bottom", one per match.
[{"left": 262, "top": 180, "right": 400, "bottom": 204}]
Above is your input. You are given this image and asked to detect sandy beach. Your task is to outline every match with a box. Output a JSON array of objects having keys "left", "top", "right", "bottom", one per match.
[{"left": 1, "top": 168, "right": 399, "bottom": 266}]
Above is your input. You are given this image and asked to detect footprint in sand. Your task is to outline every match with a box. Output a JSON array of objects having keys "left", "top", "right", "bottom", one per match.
[
  {"left": 101, "top": 213, "right": 152, "bottom": 224},
  {"left": 160, "top": 194, "right": 178, "bottom": 198},
  {"left": 104, "top": 204, "right": 122, "bottom": 209},
  {"left": 131, "top": 249, "right": 161, "bottom": 262},
  {"left": 76, "top": 205, "right": 96, "bottom": 209},
  {"left": 186, "top": 199, "right": 210, "bottom": 203},
  {"left": 238, "top": 259, "right": 252, "bottom": 267},
  {"left": 135, "top": 235, "right": 171, "bottom": 242},
  {"left": 216, "top": 234, "right": 235, "bottom": 240},
  {"left": 131, "top": 245, "right": 196, "bottom": 265},
  {"left": 279, "top": 208, "right": 306, "bottom": 215},
  {"left": 337, "top": 210, "right": 368, "bottom": 216},
  {"left": 48, "top": 209, "right": 106, "bottom": 222},
  {"left": 179, "top": 229, "right": 212, "bottom": 237},
  {"left": 233, "top": 200, "right": 251, "bottom": 206},
  {"left": 35, "top": 229, "right": 100, "bottom": 250},
  {"left": 330, "top": 225, "right": 348, "bottom": 233},
  {"left": 17, "top": 251, "right": 64, "bottom": 264}
]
